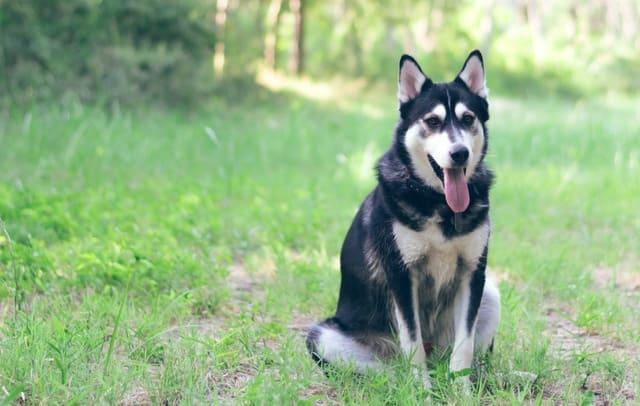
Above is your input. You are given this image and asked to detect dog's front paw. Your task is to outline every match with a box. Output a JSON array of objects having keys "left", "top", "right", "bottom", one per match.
[
  {"left": 411, "top": 367, "right": 432, "bottom": 390},
  {"left": 452, "top": 375, "right": 472, "bottom": 395}
]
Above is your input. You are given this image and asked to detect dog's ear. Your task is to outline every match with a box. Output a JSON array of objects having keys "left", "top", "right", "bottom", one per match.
[
  {"left": 398, "top": 55, "right": 431, "bottom": 103},
  {"left": 457, "top": 50, "right": 488, "bottom": 98}
]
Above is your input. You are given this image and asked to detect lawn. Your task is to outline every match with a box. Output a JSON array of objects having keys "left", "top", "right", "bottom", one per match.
[{"left": 0, "top": 83, "right": 639, "bottom": 404}]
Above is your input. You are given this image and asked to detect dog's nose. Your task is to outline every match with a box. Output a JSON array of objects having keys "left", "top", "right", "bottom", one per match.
[{"left": 449, "top": 145, "right": 469, "bottom": 166}]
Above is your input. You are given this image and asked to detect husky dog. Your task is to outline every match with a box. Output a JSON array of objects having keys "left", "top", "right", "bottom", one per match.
[{"left": 306, "top": 51, "right": 500, "bottom": 388}]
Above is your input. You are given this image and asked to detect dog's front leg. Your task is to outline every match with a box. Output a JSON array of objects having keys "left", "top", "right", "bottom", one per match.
[
  {"left": 450, "top": 251, "right": 487, "bottom": 387},
  {"left": 450, "top": 280, "right": 475, "bottom": 374},
  {"left": 389, "top": 268, "right": 430, "bottom": 389}
]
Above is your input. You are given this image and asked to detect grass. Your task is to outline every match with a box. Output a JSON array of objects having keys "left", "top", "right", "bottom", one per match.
[{"left": 0, "top": 83, "right": 639, "bottom": 404}]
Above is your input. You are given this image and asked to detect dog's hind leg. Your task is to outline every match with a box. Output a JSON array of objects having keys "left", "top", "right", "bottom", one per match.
[
  {"left": 474, "top": 276, "right": 500, "bottom": 352},
  {"left": 306, "top": 318, "right": 382, "bottom": 373}
]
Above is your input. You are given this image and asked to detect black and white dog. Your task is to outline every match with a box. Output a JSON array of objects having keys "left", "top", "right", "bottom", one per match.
[{"left": 306, "top": 50, "right": 500, "bottom": 388}]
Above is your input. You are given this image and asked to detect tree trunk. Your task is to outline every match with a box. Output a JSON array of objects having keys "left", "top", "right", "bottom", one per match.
[
  {"left": 526, "top": 0, "right": 544, "bottom": 63},
  {"left": 289, "top": 0, "right": 304, "bottom": 74},
  {"left": 263, "top": 0, "right": 283, "bottom": 69},
  {"left": 620, "top": 0, "right": 638, "bottom": 42},
  {"left": 480, "top": 0, "right": 497, "bottom": 57},
  {"left": 214, "top": 0, "right": 228, "bottom": 77}
]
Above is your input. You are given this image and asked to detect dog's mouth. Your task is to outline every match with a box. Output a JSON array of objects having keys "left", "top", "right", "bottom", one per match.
[
  {"left": 427, "top": 154, "right": 470, "bottom": 213},
  {"left": 427, "top": 154, "right": 444, "bottom": 183}
]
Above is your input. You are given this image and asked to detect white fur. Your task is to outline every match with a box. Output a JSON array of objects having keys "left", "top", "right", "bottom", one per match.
[
  {"left": 393, "top": 291, "right": 431, "bottom": 388},
  {"left": 403, "top": 109, "right": 486, "bottom": 193},
  {"left": 454, "top": 102, "right": 470, "bottom": 119},
  {"left": 393, "top": 220, "right": 490, "bottom": 294},
  {"left": 423, "top": 130, "right": 455, "bottom": 170},
  {"left": 393, "top": 299, "right": 425, "bottom": 364},
  {"left": 455, "top": 102, "right": 485, "bottom": 178},
  {"left": 429, "top": 104, "right": 446, "bottom": 121},
  {"left": 314, "top": 326, "right": 381, "bottom": 371},
  {"left": 398, "top": 61, "right": 426, "bottom": 103},
  {"left": 458, "top": 55, "right": 488, "bottom": 98},
  {"left": 394, "top": 303, "right": 413, "bottom": 353},
  {"left": 449, "top": 280, "right": 475, "bottom": 372},
  {"left": 404, "top": 123, "right": 443, "bottom": 191},
  {"left": 475, "top": 276, "right": 501, "bottom": 351}
]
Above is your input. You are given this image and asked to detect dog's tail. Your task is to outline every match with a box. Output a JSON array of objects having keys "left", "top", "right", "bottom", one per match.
[
  {"left": 305, "top": 317, "right": 339, "bottom": 369},
  {"left": 305, "top": 317, "right": 383, "bottom": 373}
]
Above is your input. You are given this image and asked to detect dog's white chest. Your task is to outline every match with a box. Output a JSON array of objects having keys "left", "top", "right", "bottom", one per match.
[{"left": 392, "top": 219, "right": 489, "bottom": 291}]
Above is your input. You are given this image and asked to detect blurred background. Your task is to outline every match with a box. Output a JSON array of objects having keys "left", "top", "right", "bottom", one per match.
[{"left": 2, "top": 0, "right": 639, "bottom": 107}]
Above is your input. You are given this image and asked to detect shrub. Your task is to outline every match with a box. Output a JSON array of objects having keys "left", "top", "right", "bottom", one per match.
[{"left": 0, "top": 0, "right": 215, "bottom": 107}]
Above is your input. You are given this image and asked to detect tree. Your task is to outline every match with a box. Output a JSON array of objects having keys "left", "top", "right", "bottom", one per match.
[
  {"left": 289, "top": 0, "right": 304, "bottom": 74},
  {"left": 264, "top": 0, "right": 283, "bottom": 70},
  {"left": 214, "top": 0, "right": 228, "bottom": 76}
]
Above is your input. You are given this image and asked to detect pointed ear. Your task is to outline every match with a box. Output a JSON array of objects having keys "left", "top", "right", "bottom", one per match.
[
  {"left": 398, "top": 55, "right": 430, "bottom": 103},
  {"left": 457, "top": 50, "right": 488, "bottom": 98}
]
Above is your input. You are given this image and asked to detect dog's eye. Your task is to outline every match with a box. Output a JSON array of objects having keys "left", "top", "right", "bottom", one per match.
[
  {"left": 424, "top": 117, "right": 442, "bottom": 129},
  {"left": 461, "top": 113, "right": 475, "bottom": 126}
]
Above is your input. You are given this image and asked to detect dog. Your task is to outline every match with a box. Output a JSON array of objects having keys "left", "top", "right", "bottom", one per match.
[{"left": 306, "top": 50, "right": 500, "bottom": 388}]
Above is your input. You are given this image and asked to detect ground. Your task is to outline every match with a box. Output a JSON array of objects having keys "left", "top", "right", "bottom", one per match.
[{"left": 0, "top": 79, "right": 639, "bottom": 404}]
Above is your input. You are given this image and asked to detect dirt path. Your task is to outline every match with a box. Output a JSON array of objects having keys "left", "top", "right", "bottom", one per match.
[{"left": 544, "top": 304, "right": 638, "bottom": 404}]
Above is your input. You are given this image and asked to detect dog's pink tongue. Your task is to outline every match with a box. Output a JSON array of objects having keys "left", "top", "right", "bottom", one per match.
[{"left": 444, "top": 168, "right": 470, "bottom": 213}]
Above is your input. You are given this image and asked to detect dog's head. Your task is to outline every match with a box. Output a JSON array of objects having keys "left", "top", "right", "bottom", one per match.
[{"left": 396, "top": 50, "right": 489, "bottom": 213}]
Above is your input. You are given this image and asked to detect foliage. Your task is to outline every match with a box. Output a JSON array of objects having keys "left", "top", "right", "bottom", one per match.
[
  {"left": 0, "top": 0, "right": 215, "bottom": 106},
  {"left": 300, "top": 0, "right": 640, "bottom": 95},
  {"left": 3, "top": 0, "right": 640, "bottom": 106}
]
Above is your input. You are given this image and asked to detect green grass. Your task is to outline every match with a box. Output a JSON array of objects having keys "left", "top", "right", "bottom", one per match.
[{"left": 0, "top": 86, "right": 639, "bottom": 404}]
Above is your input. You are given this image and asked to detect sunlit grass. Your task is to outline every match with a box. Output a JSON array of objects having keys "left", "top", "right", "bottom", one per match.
[{"left": 0, "top": 86, "right": 639, "bottom": 403}]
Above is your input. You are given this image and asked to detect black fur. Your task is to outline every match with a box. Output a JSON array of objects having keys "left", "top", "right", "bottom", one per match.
[
  {"left": 468, "top": 245, "right": 488, "bottom": 333},
  {"left": 307, "top": 51, "right": 494, "bottom": 370}
]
